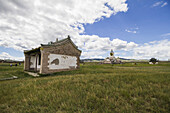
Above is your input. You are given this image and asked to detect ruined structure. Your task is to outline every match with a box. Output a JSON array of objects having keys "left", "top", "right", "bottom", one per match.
[{"left": 24, "top": 36, "right": 81, "bottom": 74}]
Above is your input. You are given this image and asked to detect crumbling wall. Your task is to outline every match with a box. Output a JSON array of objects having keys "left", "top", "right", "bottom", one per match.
[
  {"left": 48, "top": 54, "right": 77, "bottom": 69},
  {"left": 40, "top": 42, "right": 81, "bottom": 74}
]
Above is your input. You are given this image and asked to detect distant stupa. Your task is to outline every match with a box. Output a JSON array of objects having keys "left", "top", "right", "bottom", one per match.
[
  {"left": 110, "top": 49, "right": 114, "bottom": 56},
  {"left": 103, "top": 49, "right": 121, "bottom": 64}
]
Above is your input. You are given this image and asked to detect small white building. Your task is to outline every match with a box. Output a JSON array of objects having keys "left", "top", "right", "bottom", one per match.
[
  {"left": 24, "top": 36, "right": 81, "bottom": 74},
  {"left": 103, "top": 50, "right": 121, "bottom": 64},
  {"left": 149, "top": 62, "right": 158, "bottom": 64}
]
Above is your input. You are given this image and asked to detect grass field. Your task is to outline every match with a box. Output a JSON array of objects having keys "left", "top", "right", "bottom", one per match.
[
  {"left": 0, "top": 63, "right": 31, "bottom": 79},
  {"left": 0, "top": 62, "right": 170, "bottom": 112}
]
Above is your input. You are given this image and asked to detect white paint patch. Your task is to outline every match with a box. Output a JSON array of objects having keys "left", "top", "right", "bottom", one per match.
[{"left": 48, "top": 54, "right": 77, "bottom": 70}]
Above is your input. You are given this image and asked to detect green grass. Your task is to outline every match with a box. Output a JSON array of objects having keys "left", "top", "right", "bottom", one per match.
[
  {"left": 0, "top": 62, "right": 170, "bottom": 112},
  {"left": 0, "top": 63, "right": 31, "bottom": 79}
]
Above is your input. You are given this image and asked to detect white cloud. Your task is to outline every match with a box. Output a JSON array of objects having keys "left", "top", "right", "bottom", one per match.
[
  {"left": 81, "top": 38, "right": 170, "bottom": 60},
  {"left": 75, "top": 35, "right": 138, "bottom": 59},
  {"left": 161, "top": 2, "right": 168, "bottom": 7},
  {"left": 0, "top": 52, "right": 24, "bottom": 61},
  {"left": 161, "top": 33, "right": 170, "bottom": 37},
  {"left": 152, "top": 1, "right": 168, "bottom": 8},
  {"left": 0, "top": 0, "right": 132, "bottom": 60},
  {"left": 125, "top": 40, "right": 170, "bottom": 60},
  {"left": 73, "top": 35, "right": 138, "bottom": 58},
  {"left": 81, "top": 51, "right": 106, "bottom": 59},
  {"left": 125, "top": 29, "right": 137, "bottom": 34},
  {"left": 1, "top": 0, "right": 169, "bottom": 60},
  {"left": 0, "top": 0, "right": 128, "bottom": 51},
  {"left": 152, "top": 1, "right": 163, "bottom": 7},
  {"left": 125, "top": 27, "right": 139, "bottom": 34}
]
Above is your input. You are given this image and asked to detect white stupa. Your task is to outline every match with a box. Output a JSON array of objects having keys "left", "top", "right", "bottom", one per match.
[{"left": 103, "top": 49, "right": 121, "bottom": 64}]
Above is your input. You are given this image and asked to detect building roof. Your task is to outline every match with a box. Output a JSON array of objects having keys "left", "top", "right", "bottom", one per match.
[
  {"left": 24, "top": 36, "right": 81, "bottom": 54},
  {"left": 24, "top": 47, "right": 40, "bottom": 54},
  {"left": 41, "top": 36, "right": 81, "bottom": 52}
]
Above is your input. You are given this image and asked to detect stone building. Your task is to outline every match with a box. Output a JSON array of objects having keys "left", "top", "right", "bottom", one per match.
[{"left": 24, "top": 36, "right": 81, "bottom": 74}]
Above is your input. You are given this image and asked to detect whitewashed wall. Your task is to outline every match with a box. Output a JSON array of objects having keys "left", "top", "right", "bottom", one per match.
[
  {"left": 48, "top": 54, "right": 77, "bottom": 70},
  {"left": 30, "top": 56, "right": 36, "bottom": 68},
  {"left": 37, "top": 55, "right": 40, "bottom": 70},
  {"left": 30, "top": 55, "right": 41, "bottom": 69}
]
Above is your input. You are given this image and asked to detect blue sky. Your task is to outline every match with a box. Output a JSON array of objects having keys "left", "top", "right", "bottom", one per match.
[
  {"left": 84, "top": 0, "right": 170, "bottom": 44},
  {"left": 0, "top": 0, "right": 170, "bottom": 60}
]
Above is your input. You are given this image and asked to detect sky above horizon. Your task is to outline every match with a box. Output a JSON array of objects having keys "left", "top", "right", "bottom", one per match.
[{"left": 0, "top": 0, "right": 170, "bottom": 61}]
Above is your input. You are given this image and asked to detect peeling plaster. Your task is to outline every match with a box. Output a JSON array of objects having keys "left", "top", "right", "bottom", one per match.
[{"left": 48, "top": 54, "right": 77, "bottom": 70}]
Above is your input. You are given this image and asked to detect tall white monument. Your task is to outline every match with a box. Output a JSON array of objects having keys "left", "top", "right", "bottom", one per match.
[{"left": 103, "top": 49, "right": 121, "bottom": 64}]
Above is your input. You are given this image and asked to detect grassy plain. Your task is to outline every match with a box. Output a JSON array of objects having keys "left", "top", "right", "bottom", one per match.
[
  {"left": 0, "top": 63, "right": 31, "bottom": 79},
  {"left": 0, "top": 62, "right": 170, "bottom": 112}
]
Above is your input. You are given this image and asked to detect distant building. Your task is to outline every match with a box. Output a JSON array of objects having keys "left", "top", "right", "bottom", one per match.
[
  {"left": 103, "top": 49, "right": 121, "bottom": 64},
  {"left": 149, "top": 62, "right": 158, "bottom": 64},
  {"left": 24, "top": 36, "right": 81, "bottom": 74},
  {"left": 0, "top": 59, "right": 4, "bottom": 63},
  {"left": 149, "top": 58, "right": 158, "bottom": 64}
]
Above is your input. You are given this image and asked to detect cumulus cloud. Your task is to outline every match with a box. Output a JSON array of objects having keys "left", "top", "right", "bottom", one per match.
[
  {"left": 0, "top": 52, "right": 24, "bottom": 61},
  {"left": 74, "top": 35, "right": 138, "bottom": 59},
  {"left": 0, "top": 0, "right": 169, "bottom": 60},
  {"left": 80, "top": 38, "right": 170, "bottom": 60},
  {"left": 74, "top": 35, "right": 138, "bottom": 51},
  {"left": 125, "top": 40, "right": 170, "bottom": 60},
  {"left": 0, "top": 0, "right": 133, "bottom": 60},
  {"left": 0, "top": 0, "right": 128, "bottom": 51},
  {"left": 81, "top": 51, "right": 106, "bottom": 59}
]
